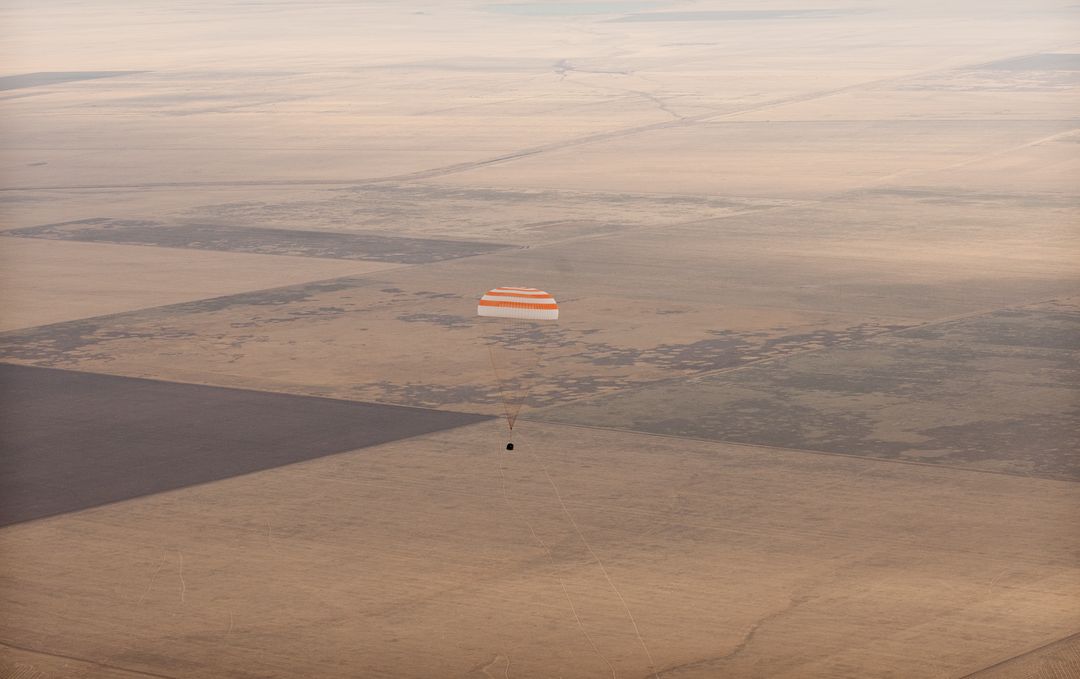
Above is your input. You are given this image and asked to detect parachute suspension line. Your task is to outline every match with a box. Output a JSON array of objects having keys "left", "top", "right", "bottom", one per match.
[
  {"left": 507, "top": 348, "right": 543, "bottom": 431},
  {"left": 478, "top": 288, "right": 559, "bottom": 439},
  {"left": 493, "top": 447, "right": 617, "bottom": 678},
  {"left": 487, "top": 334, "right": 544, "bottom": 433},
  {"left": 525, "top": 449, "right": 659, "bottom": 679},
  {"left": 487, "top": 345, "right": 516, "bottom": 432}
]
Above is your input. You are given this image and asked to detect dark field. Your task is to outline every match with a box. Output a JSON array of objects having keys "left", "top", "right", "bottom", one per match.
[
  {"left": 981, "top": 53, "right": 1080, "bottom": 70},
  {"left": 8, "top": 219, "right": 513, "bottom": 264},
  {"left": 534, "top": 299, "right": 1080, "bottom": 480},
  {"left": 0, "top": 71, "right": 143, "bottom": 91},
  {"left": 0, "top": 363, "right": 490, "bottom": 526}
]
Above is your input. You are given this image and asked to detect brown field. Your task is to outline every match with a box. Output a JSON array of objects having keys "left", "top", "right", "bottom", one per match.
[{"left": 1, "top": 1, "right": 1077, "bottom": 678}]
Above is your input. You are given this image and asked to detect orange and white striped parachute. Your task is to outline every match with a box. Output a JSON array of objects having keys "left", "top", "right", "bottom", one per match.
[
  {"left": 477, "top": 287, "right": 559, "bottom": 446},
  {"left": 477, "top": 287, "right": 559, "bottom": 321}
]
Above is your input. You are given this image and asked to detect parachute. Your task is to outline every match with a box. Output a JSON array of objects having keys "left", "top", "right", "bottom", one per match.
[{"left": 477, "top": 287, "right": 559, "bottom": 447}]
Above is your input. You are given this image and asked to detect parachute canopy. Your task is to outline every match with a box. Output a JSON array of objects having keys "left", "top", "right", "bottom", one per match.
[
  {"left": 477, "top": 287, "right": 559, "bottom": 321},
  {"left": 477, "top": 286, "right": 560, "bottom": 437}
]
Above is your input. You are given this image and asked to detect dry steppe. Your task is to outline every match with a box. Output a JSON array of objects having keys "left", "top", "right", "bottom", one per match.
[{"left": 1, "top": 1, "right": 1077, "bottom": 678}]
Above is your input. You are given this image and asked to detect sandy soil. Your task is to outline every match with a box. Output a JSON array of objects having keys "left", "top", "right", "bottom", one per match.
[
  {"left": 1, "top": 0, "right": 1077, "bottom": 676},
  {"left": 1, "top": 421, "right": 1077, "bottom": 678},
  {"left": 0, "top": 238, "right": 396, "bottom": 331}
]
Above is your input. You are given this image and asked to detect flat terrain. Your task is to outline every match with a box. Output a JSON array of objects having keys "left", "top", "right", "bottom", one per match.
[
  {"left": 959, "top": 633, "right": 1080, "bottom": 678},
  {"left": 1, "top": 423, "right": 1077, "bottom": 678},
  {"left": 0, "top": 1, "right": 1077, "bottom": 677},
  {"left": 0, "top": 238, "right": 396, "bottom": 331},
  {"left": 0, "top": 363, "right": 489, "bottom": 526},
  {"left": 7, "top": 219, "right": 515, "bottom": 264},
  {"left": 536, "top": 297, "right": 1080, "bottom": 480}
]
